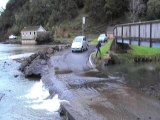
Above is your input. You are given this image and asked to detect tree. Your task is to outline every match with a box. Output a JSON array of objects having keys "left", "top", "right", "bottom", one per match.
[
  {"left": 85, "top": 0, "right": 128, "bottom": 22},
  {"left": 104, "top": 0, "right": 128, "bottom": 21},
  {"left": 85, "top": 0, "right": 106, "bottom": 22},
  {"left": 147, "top": 0, "right": 160, "bottom": 20},
  {"left": 36, "top": 32, "right": 53, "bottom": 44},
  {"left": 74, "top": 0, "right": 84, "bottom": 8},
  {"left": 48, "top": 0, "right": 78, "bottom": 26},
  {"left": 128, "top": 0, "right": 147, "bottom": 22}
]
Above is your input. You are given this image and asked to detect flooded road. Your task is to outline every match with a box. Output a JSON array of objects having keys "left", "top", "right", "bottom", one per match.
[
  {"left": 0, "top": 44, "right": 61, "bottom": 120},
  {"left": 45, "top": 47, "right": 160, "bottom": 120}
]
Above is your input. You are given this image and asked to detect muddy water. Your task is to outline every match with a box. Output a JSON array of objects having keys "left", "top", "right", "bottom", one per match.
[
  {"left": 36, "top": 47, "right": 160, "bottom": 120},
  {"left": 103, "top": 63, "right": 160, "bottom": 88},
  {"left": 67, "top": 63, "right": 160, "bottom": 120},
  {"left": 0, "top": 44, "right": 61, "bottom": 120}
]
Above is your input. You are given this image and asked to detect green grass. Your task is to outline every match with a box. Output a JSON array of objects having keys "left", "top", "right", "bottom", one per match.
[
  {"left": 54, "top": 37, "right": 74, "bottom": 43},
  {"left": 99, "top": 39, "right": 113, "bottom": 58},
  {"left": 129, "top": 45, "right": 160, "bottom": 57},
  {"left": 90, "top": 38, "right": 98, "bottom": 45}
]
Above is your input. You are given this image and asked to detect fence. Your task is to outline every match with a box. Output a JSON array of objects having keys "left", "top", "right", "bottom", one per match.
[{"left": 113, "top": 20, "right": 160, "bottom": 48}]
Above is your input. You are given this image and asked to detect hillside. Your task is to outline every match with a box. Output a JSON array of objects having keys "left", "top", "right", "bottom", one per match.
[{"left": 0, "top": 0, "right": 159, "bottom": 41}]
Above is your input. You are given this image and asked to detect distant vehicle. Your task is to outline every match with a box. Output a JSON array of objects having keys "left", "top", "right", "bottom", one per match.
[
  {"left": 9, "top": 35, "right": 17, "bottom": 39},
  {"left": 71, "top": 36, "right": 89, "bottom": 52},
  {"left": 98, "top": 34, "right": 108, "bottom": 43}
]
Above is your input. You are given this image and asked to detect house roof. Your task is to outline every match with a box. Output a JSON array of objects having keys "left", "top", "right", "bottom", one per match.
[{"left": 21, "top": 26, "right": 43, "bottom": 32}]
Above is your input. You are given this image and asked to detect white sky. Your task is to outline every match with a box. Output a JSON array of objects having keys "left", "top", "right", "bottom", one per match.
[{"left": 0, "top": 0, "right": 9, "bottom": 9}]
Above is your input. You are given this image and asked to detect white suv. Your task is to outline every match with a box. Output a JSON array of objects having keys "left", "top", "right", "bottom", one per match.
[
  {"left": 98, "top": 34, "right": 108, "bottom": 43},
  {"left": 71, "top": 36, "right": 89, "bottom": 52}
]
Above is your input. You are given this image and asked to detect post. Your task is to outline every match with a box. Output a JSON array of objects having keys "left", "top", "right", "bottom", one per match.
[
  {"left": 150, "top": 23, "right": 152, "bottom": 48},
  {"left": 82, "top": 17, "right": 85, "bottom": 36},
  {"left": 82, "top": 23, "right": 84, "bottom": 36},
  {"left": 116, "top": 27, "right": 118, "bottom": 43},
  {"left": 138, "top": 24, "right": 141, "bottom": 46},
  {"left": 122, "top": 26, "right": 124, "bottom": 44},
  {"left": 129, "top": 25, "right": 131, "bottom": 45}
]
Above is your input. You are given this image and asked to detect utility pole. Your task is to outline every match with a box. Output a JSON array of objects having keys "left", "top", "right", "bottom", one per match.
[{"left": 82, "top": 17, "right": 85, "bottom": 36}]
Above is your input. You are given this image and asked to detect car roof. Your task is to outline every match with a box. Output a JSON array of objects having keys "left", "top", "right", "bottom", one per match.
[
  {"left": 100, "top": 34, "right": 106, "bottom": 35},
  {"left": 75, "top": 36, "right": 86, "bottom": 39}
]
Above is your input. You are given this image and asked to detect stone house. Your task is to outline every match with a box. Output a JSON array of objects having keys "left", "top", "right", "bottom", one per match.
[{"left": 21, "top": 25, "right": 46, "bottom": 44}]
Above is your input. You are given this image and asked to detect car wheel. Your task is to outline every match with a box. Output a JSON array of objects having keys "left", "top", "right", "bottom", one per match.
[
  {"left": 81, "top": 46, "right": 84, "bottom": 52},
  {"left": 86, "top": 46, "right": 88, "bottom": 51}
]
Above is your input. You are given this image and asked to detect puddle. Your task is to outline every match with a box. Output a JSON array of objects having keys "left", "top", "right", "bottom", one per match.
[
  {"left": 69, "top": 80, "right": 109, "bottom": 90},
  {"left": 55, "top": 70, "right": 73, "bottom": 75},
  {"left": 82, "top": 70, "right": 108, "bottom": 78}
]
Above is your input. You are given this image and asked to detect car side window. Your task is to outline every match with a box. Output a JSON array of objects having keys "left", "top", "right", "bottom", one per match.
[{"left": 83, "top": 37, "right": 86, "bottom": 41}]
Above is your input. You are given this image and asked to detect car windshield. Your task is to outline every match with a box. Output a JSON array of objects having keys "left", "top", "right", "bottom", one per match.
[
  {"left": 74, "top": 37, "right": 82, "bottom": 42},
  {"left": 99, "top": 34, "right": 106, "bottom": 37}
]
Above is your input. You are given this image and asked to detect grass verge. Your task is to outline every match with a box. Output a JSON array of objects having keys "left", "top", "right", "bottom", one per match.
[
  {"left": 99, "top": 39, "right": 113, "bottom": 58},
  {"left": 90, "top": 38, "right": 98, "bottom": 45},
  {"left": 54, "top": 37, "right": 74, "bottom": 43},
  {"left": 129, "top": 45, "right": 160, "bottom": 57}
]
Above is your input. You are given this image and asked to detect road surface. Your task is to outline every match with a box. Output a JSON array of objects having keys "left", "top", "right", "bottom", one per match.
[{"left": 42, "top": 46, "right": 160, "bottom": 120}]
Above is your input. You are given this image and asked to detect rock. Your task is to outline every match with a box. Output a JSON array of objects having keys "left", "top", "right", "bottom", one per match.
[
  {"left": 40, "top": 60, "right": 47, "bottom": 65},
  {"left": 23, "top": 57, "right": 48, "bottom": 77},
  {"left": 0, "top": 93, "right": 5, "bottom": 101},
  {"left": 137, "top": 117, "right": 140, "bottom": 120},
  {"left": 14, "top": 75, "right": 18, "bottom": 78},
  {"left": 20, "top": 45, "right": 69, "bottom": 78}
]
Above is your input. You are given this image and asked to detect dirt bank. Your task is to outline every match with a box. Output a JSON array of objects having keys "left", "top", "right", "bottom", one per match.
[{"left": 20, "top": 44, "right": 70, "bottom": 78}]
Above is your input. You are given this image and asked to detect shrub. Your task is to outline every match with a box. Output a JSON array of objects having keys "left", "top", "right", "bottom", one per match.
[{"left": 36, "top": 32, "right": 53, "bottom": 44}]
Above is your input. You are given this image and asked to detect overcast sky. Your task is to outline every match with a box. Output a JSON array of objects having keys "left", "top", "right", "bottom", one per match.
[{"left": 0, "top": 0, "right": 9, "bottom": 9}]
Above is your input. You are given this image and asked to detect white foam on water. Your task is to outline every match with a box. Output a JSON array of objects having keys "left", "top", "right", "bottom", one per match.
[
  {"left": 24, "top": 81, "right": 61, "bottom": 112},
  {"left": 8, "top": 53, "right": 34, "bottom": 59},
  {"left": 0, "top": 53, "right": 34, "bottom": 60},
  {"left": 31, "top": 95, "right": 60, "bottom": 112}
]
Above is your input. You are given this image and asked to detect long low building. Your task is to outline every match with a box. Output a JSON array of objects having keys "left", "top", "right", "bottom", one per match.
[
  {"left": 21, "top": 25, "right": 46, "bottom": 45},
  {"left": 113, "top": 20, "right": 160, "bottom": 48}
]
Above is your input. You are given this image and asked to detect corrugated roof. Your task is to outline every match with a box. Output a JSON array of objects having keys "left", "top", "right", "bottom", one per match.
[{"left": 21, "top": 26, "right": 41, "bottom": 31}]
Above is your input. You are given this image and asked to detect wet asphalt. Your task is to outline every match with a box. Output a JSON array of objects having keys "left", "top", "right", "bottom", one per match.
[{"left": 42, "top": 46, "right": 160, "bottom": 120}]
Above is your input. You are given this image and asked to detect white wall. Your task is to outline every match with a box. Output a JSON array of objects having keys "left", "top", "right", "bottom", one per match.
[
  {"left": 21, "top": 31, "right": 37, "bottom": 40},
  {"left": 114, "top": 22, "right": 160, "bottom": 40}
]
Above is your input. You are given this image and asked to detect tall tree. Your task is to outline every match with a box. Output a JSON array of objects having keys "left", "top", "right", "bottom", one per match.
[
  {"left": 129, "top": 0, "right": 147, "bottom": 22},
  {"left": 147, "top": 0, "right": 160, "bottom": 20},
  {"left": 85, "top": 0, "right": 106, "bottom": 22},
  {"left": 104, "top": 0, "right": 128, "bottom": 22}
]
